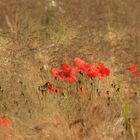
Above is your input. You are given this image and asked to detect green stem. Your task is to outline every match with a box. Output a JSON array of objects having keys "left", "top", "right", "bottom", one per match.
[{"left": 123, "top": 98, "right": 129, "bottom": 138}]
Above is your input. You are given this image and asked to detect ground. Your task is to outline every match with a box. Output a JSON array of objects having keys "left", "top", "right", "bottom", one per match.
[{"left": 0, "top": 0, "right": 140, "bottom": 140}]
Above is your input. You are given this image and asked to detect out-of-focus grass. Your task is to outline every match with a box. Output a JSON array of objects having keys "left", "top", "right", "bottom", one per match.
[{"left": 0, "top": 0, "right": 139, "bottom": 139}]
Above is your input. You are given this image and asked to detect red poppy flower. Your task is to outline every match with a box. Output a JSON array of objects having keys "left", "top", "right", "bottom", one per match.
[
  {"left": 86, "top": 64, "right": 100, "bottom": 78},
  {"left": 102, "top": 68, "right": 110, "bottom": 76},
  {"left": 128, "top": 63, "right": 140, "bottom": 78},
  {"left": 63, "top": 76, "right": 75, "bottom": 83},
  {"left": 97, "top": 63, "right": 110, "bottom": 77},
  {"left": 47, "top": 83, "right": 61, "bottom": 95},
  {"left": 50, "top": 68, "right": 62, "bottom": 79},
  {"left": 128, "top": 64, "right": 137, "bottom": 73},
  {"left": 50, "top": 62, "right": 77, "bottom": 83},
  {"left": 0, "top": 115, "right": 3, "bottom": 125},
  {"left": 2, "top": 118, "right": 11, "bottom": 127},
  {"left": 61, "top": 63, "right": 72, "bottom": 73},
  {"left": 48, "top": 83, "right": 56, "bottom": 93},
  {"left": 61, "top": 64, "right": 77, "bottom": 83},
  {"left": 74, "top": 58, "right": 110, "bottom": 79},
  {"left": 74, "top": 57, "right": 89, "bottom": 72},
  {"left": 0, "top": 115, "right": 11, "bottom": 127},
  {"left": 85, "top": 62, "right": 110, "bottom": 79}
]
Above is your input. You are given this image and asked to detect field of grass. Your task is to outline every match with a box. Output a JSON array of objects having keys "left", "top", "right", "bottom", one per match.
[{"left": 0, "top": 0, "right": 140, "bottom": 140}]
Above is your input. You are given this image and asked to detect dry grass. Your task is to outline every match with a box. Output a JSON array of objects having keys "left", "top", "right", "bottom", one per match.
[{"left": 0, "top": 0, "right": 140, "bottom": 139}]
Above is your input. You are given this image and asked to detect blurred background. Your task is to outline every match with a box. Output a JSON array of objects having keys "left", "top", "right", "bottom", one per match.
[{"left": 0, "top": 0, "right": 139, "bottom": 139}]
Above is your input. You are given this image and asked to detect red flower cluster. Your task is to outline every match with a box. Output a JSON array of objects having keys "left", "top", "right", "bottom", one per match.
[
  {"left": 51, "top": 62, "right": 77, "bottom": 83},
  {"left": 47, "top": 57, "right": 111, "bottom": 96},
  {"left": 49, "top": 57, "right": 110, "bottom": 96},
  {"left": 51, "top": 58, "right": 110, "bottom": 82},
  {"left": 128, "top": 63, "right": 140, "bottom": 78},
  {"left": 74, "top": 57, "right": 110, "bottom": 79},
  {"left": 74, "top": 57, "right": 89, "bottom": 72},
  {"left": 0, "top": 115, "right": 11, "bottom": 127}
]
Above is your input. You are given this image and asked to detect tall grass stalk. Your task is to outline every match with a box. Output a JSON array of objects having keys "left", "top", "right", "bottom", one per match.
[{"left": 123, "top": 98, "right": 129, "bottom": 138}]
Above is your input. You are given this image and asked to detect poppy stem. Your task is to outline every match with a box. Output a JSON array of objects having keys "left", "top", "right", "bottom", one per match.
[{"left": 91, "top": 78, "right": 96, "bottom": 98}]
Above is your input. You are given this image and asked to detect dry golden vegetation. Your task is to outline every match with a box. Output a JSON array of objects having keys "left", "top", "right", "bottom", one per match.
[{"left": 0, "top": 0, "right": 140, "bottom": 140}]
